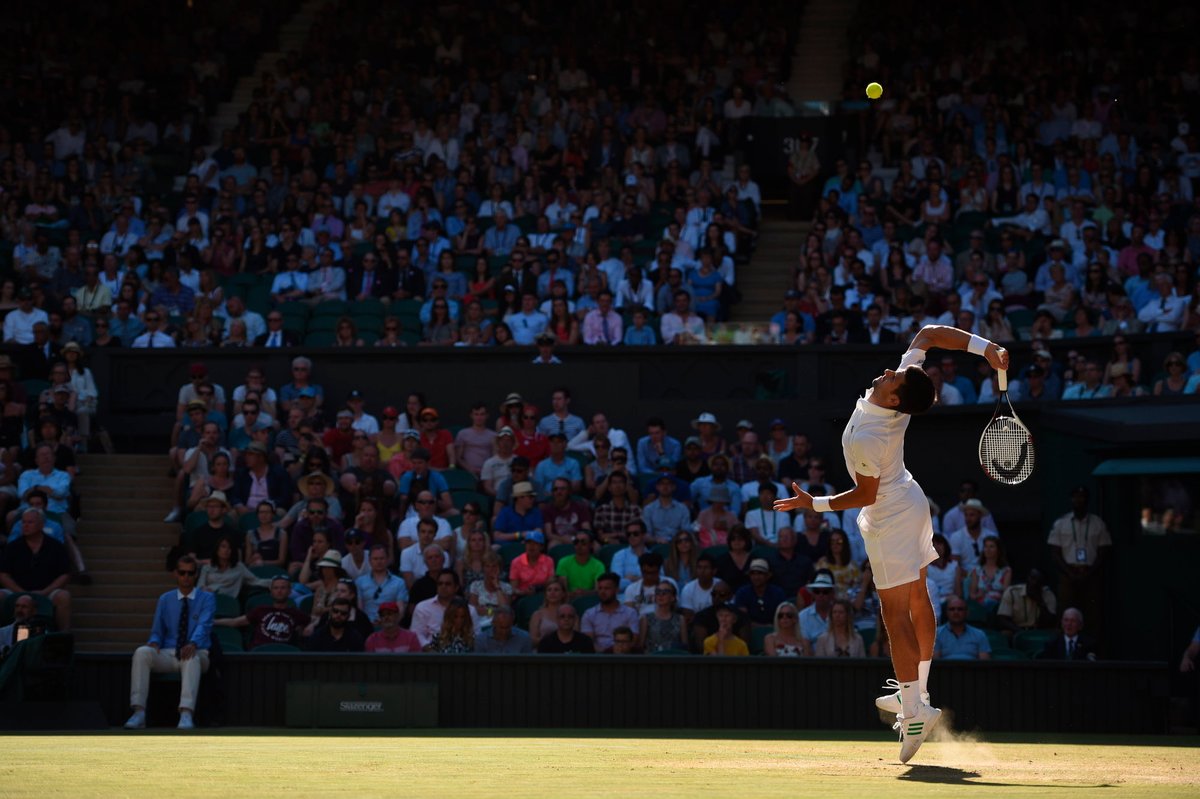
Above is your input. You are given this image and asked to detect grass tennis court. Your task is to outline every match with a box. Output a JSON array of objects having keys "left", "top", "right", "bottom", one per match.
[{"left": 2, "top": 729, "right": 1197, "bottom": 798}]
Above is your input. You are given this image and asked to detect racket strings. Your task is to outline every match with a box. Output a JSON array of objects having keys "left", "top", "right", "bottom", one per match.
[{"left": 980, "top": 416, "right": 1035, "bottom": 484}]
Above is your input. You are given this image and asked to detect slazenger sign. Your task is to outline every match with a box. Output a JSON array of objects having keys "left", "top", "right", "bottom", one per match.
[{"left": 338, "top": 701, "right": 384, "bottom": 712}]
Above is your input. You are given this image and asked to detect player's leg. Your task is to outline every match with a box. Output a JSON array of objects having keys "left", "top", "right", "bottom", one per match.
[
  {"left": 880, "top": 577, "right": 942, "bottom": 763},
  {"left": 909, "top": 567, "right": 936, "bottom": 699},
  {"left": 877, "top": 583, "right": 919, "bottom": 686}
]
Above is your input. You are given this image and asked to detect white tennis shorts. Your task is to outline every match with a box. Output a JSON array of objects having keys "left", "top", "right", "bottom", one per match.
[{"left": 857, "top": 479, "right": 938, "bottom": 590}]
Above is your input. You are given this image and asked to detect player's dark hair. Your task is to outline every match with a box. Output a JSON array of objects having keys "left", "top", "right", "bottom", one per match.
[{"left": 894, "top": 365, "right": 936, "bottom": 415}]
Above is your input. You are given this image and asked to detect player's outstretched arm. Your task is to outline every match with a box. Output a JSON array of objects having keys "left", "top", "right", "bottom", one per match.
[
  {"left": 774, "top": 475, "right": 880, "bottom": 514},
  {"left": 911, "top": 325, "right": 1008, "bottom": 371}
]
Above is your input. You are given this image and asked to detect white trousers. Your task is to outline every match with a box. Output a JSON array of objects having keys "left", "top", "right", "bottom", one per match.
[{"left": 129, "top": 645, "right": 210, "bottom": 712}]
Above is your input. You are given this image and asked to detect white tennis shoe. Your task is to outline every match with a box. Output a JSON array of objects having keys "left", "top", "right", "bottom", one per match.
[
  {"left": 874, "top": 678, "right": 930, "bottom": 714},
  {"left": 897, "top": 703, "right": 942, "bottom": 764}
]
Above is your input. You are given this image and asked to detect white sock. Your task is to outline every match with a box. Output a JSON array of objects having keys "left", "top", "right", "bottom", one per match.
[
  {"left": 899, "top": 682, "right": 919, "bottom": 718},
  {"left": 918, "top": 660, "right": 931, "bottom": 698}
]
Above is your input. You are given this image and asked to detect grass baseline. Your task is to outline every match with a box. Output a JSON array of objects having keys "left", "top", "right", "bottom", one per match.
[{"left": 0, "top": 729, "right": 1196, "bottom": 799}]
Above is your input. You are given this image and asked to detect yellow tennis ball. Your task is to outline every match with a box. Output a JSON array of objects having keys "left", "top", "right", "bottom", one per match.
[{"left": 866, "top": 82, "right": 883, "bottom": 100}]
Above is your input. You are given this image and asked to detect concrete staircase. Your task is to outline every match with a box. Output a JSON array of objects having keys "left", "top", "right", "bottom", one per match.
[
  {"left": 787, "top": 0, "right": 859, "bottom": 103},
  {"left": 207, "top": 0, "right": 327, "bottom": 143},
  {"left": 730, "top": 220, "right": 810, "bottom": 322},
  {"left": 71, "top": 454, "right": 178, "bottom": 654}
]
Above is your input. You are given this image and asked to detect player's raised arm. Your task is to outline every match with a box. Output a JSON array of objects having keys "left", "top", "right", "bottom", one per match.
[
  {"left": 910, "top": 325, "right": 1008, "bottom": 371},
  {"left": 774, "top": 474, "right": 880, "bottom": 513}
]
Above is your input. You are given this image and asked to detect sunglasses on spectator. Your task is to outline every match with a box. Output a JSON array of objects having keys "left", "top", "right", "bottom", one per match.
[
  {"left": 522, "top": 414, "right": 536, "bottom": 420},
  {"left": 416, "top": 499, "right": 434, "bottom": 505},
  {"left": 811, "top": 588, "right": 833, "bottom": 595},
  {"left": 177, "top": 569, "right": 197, "bottom": 577},
  {"left": 778, "top": 612, "right": 796, "bottom": 618},
  {"left": 613, "top": 457, "right": 627, "bottom": 463}
]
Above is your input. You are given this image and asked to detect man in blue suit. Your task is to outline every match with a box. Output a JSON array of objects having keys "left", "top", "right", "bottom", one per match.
[{"left": 125, "top": 555, "right": 216, "bottom": 730}]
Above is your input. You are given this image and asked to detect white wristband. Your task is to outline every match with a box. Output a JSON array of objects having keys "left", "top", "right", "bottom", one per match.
[
  {"left": 967, "top": 334, "right": 990, "bottom": 356},
  {"left": 811, "top": 496, "right": 833, "bottom": 514}
]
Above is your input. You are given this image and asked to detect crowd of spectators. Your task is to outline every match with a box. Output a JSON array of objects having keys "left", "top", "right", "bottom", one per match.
[
  {"left": 775, "top": 0, "right": 1200, "bottom": 398},
  {"left": 162, "top": 364, "right": 1105, "bottom": 661}
]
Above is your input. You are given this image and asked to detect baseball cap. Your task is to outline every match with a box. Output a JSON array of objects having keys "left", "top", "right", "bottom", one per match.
[
  {"left": 784, "top": 289, "right": 802, "bottom": 299},
  {"left": 378, "top": 601, "right": 400, "bottom": 614},
  {"left": 769, "top": 418, "right": 787, "bottom": 429},
  {"left": 382, "top": 406, "right": 399, "bottom": 418},
  {"left": 189, "top": 363, "right": 208, "bottom": 377},
  {"left": 524, "top": 530, "right": 546, "bottom": 544},
  {"left": 336, "top": 409, "right": 354, "bottom": 419},
  {"left": 419, "top": 407, "right": 439, "bottom": 420},
  {"left": 347, "top": 389, "right": 364, "bottom": 400},
  {"left": 497, "top": 426, "right": 515, "bottom": 438},
  {"left": 749, "top": 558, "right": 771, "bottom": 574}
]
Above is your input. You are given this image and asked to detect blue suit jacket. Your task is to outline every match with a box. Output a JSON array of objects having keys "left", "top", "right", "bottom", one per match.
[{"left": 148, "top": 589, "right": 216, "bottom": 651}]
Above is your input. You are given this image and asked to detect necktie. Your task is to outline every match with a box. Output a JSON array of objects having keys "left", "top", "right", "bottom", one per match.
[
  {"left": 271, "top": 332, "right": 280, "bottom": 347},
  {"left": 1066, "top": 639, "right": 1074, "bottom": 659},
  {"left": 148, "top": 332, "right": 154, "bottom": 349},
  {"left": 602, "top": 314, "right": 612, "bottom": 344},
  {"left": 176, "top": 595, "right": 190, "bottom": 657}
]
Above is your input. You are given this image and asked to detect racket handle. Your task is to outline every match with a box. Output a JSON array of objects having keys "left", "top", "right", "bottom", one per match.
[{"left": 998, "top": 369, "right": 1008, "bottom": 392}]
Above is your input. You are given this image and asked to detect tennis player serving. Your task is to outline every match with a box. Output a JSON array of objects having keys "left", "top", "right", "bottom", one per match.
[{"left": 774, "top": 325, "right": 1007, "bottom": 762}]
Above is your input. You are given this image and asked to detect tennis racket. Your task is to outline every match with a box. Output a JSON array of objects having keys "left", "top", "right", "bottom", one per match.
[{"left": 978, "top": 369, "right": 1035, "bottom": 485}]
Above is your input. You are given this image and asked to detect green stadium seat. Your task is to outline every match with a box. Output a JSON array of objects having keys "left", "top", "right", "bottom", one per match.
[
  {"left": 515, "top": 593, "right": 544, "bottom": 630},
  {"left": 352, "top": 298, "right": 386, "bottom": 317},
  {"left": 750, "top": 626, "right": 771, "bottom": 655},
  {"left": 701, "top": 545, "right": 729, "bottom": 561},
  {"left": 251, "top": 642, "right": 301, "bottom": 653},
  {"left": 859, "top": 626, "right": 876, "bottom": 652},
  {"left": 214, "top": 593, "right": 241, "bottom": 619},
  {"left": 278, "top": 301, "right": 309, "bottom": 319},
  {"left": 990, "top": 648, "right": 1029, "bottom": 661},
  {"left": 1013, "top": 629, "right": 1056, "bottom": 656},
  {"left": 499, "top": 541, "right": 525, "bottom": 569},
  {"left": 400, "top": 331, "right": 422, "bottom": 346},
  {"left": 312, "top": 300, "right": 349, "bottom": 317},
  {"left": 238, "top": 513, "right": 259, "bottom": 532},
  {"left": 655, "top": 648, "right": 692, "bottom": 656},
  {"left": 352, "top": 315, "right": 382, "bottom": 333},
  {"left": 214, "top": 626, "right": 245, "bottom": 653},
  {"left": 306, "top": 316, "right": 338, "bottom": 332},
  {"left": 250, "top": 565, "right": 287, "bottom": 580},
  {"left": 299, "top": 595, "right": 314, "bottom": 615},
  {"left": 565, "top": 450, "right": 593, "bottom": 469},
  {"left": 651, "top": 543, "right": 672, "bottom": 560},
  {"left": 451, "top": 490, "right": 490, "bottom": 516},
  {"left": 571, "top": 592, "right": 600, "bottom": 616},
  {"left": 392, "top": 299, "right": 423, "bottom": 317},
  {"left": 597, "top": 543, "right": 622, "bottom": 569},
  {"left": 305, "top": 331, "right": 335, "bottom": 347},
  {"left": 985, "top": 629, "right": 1009, "bottom": 652},
  {"left": 440, "top": 468, "right": 478, "bottom": 491}
]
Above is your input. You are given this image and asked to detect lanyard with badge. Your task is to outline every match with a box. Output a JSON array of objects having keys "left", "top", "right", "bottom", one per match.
[
  {"left": 1071, "top": 516, "right": 1089, "bottom": 564},
  {"left": 758, "top": 509, "right": 776, "bottom": 540}
]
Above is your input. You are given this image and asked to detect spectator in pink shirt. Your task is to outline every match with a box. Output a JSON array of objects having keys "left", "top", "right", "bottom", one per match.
[
  {"left": 582, "top": 289, "right": 623, "bottom": 345},
  {"left": 508, "top": 530, "right": 554, "bottom": 596},
  {"left": 364, "top": 601, "right": 422, "bottom": 653}
]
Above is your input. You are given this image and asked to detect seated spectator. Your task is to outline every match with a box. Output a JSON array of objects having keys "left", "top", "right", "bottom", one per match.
[
  {"left": 282, "top": 471, "right": 344, "bottom": 529},
  {"left": 508, "top": 530, "right": 554, "bottom": 597},
  {"left": 811, "top": 525, "right": 859, "bottom": 595},
  {"left": 532, "top": 435, "right": 583, "bottom": 500},
  {"left": 643, "top": 474, "right": 691, "bottom": 544},
  {"left": 0, "top": 508, "right": 72, "bottom": 630},
  {"left": 467, "top": 552, "right": 513, "bottom": 625},
  {"left": 996, "top": 568, "right": 1058, "bottom": 636},
  {"left": 766, "top": 528, "right": 814, "bottom": 598},
  {"left": 934, "top": 598, "right": 992, "bottom": 660},
  {"left": 215, "top": 576, "right": 309, "bottom": 649},
  {"left": 695, "top": 483, "right": 737, "bottom": 547},
  {"left": 703, "top": 604, "right": 749, "bottom": 656},
  {"left": 813, "top": 599, "right": 866, "bottom": 657},
  {"left": 637, "top": 581, "right": 688, "bottom": 653},
  {"left": 746, "top": 483, "right": 791, "bottom": 546},
  {"left": 494, "top": 481, "right": 544, "bottom": 544},
  {"left": 1037, "top": 607, "right": 1098, "bottom": 661},
  {"left": 715, "top": 525, "right": 754, "bottom": 590},
  {"left": 355, "top": 545, "right": 408, "bottom": 624},
  {"left": 947, "top": 498, "right": 998, "bottom": 566},
  {"left": 636, "top": 417, "right": 682, "bottom": 476},
  {"left": 425, "top": 597, "right": 477, "bottom": 653},
  {"left": 581, "top": 572, "right": 640, "bottom": 652},
  {"left": 454, "top": 403, "right": 496, "bottom": 477},
  {"left": 306, "top": 598, "right": 366, "bottom": 652},
  {"left": 690, "top": 581, "right": 749, "bottom": 651},
  {"left": 0, "top": 594, "right": 38, "bottom": 659},
  {"left": 680, "top": 554, "right": 721, "bottom": 616},
  {"left": 1062, "top": 360, "right": 1113, "bottom": 400},
  {"left": 303, "top": 579, "right": 374, "bottom": 641},
  {"left": 340, "top": 447, "right": 397, "bottom": 519},
  {"left": 964, "top": 537, "right": 1012, "bottom": 610},
  {"left": 1155, "top": 352, "right": 1191, "bottom": 396},
  {"left": 536, "top": 604, "right": 595, "bottom": 653},
  {"left": 197, "top": 535, "right": 272, "bottom": 598},
  {"left": 622, "top": 552, "right": 679, "bottom": 616},
  {"left": 764, "top": 602, "right": 811, "bottom": 656},
  {"left": 14, "top": 443, "right": 74, "bottom": 533},
  {"left": 474, "top": 605, "right": 533, "bottom": 654},
  {"left": 288, "top": 497, "right": 345, "bottom": 576},
  {"left": 230, "top": 441, "right": 293, "bottom": 516},
  {"left": 556, "top": 533, "right": 605, "bottom": 595},
  {"left": 925, "top": 534, "right": 959, "bottom": 608},
  {"left": 364, "top": 601, "right": 422, "bottom": 653},
  {"left": 278, "top": 357, "right": 324, "bottom": 414},
  {"left": 184, "top": 491, "right": 240, "bottom": 564},
  {"left": 733, "top": 559, "right": 788, "bottom": 626},
  {"left": 395, "top": 490, "right": 453, "bottom": 551},
  {"left": 123, "top": 556, "right": 214, "bottom": 730},
  {"left": 400, "top": 521, "right": 451, "bottom": 589},
  {"left": 480, "top": 427, "right": 516, "bottom": 496},
  {"left": 799, "top": 571, "right": 837, "bottom": 647},
  {"left": 593, "top": 470, "right": 642, "bottom": 547},
  {"left": 411, "top": 572, "right": 477, "bottom": 648}
]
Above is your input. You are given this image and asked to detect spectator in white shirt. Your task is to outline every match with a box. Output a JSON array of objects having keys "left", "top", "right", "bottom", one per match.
[
  {"left": 1137, "top": 273, "right": 1188, "bottom": 332},
  {"left": 2, "top": 288, "right": 49, "bottom": 344}
]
